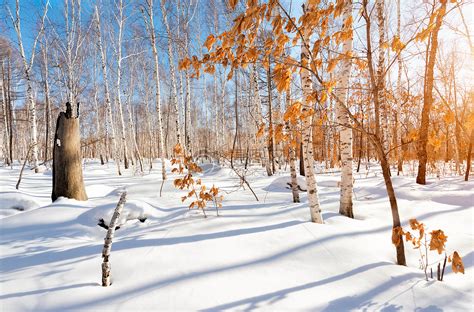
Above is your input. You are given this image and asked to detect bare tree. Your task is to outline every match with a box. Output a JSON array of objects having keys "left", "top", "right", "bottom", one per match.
[
  {"left": 142, "top": 0, "right": 167, "bottom": 182},
  {"left": 7, "top": 0, "right": 49, "bottom": 172},
  {"left": 95, "top": 5, "right": 122, "bottom": 175}
]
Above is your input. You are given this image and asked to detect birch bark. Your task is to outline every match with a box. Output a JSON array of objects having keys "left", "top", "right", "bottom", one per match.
[
  {"left": 95, "top": 6, "right": 122, "bottom": 175},
  {"left": 8, "top": 0, "right": 48, "bottom": 172},
  {"left": 144, "top": 0, "right": 167, "bottom": 181},
  {"left": 335, "top": 0, "right": 354, "bottom": 218},
  {"left": 160, "top": 0, "right": 182, "bottom": 146},
  {"left": 102, "top": 192, "right": 127, "bottom": 287},
  {"left": 301, "top": 2, "right": 323, "bottom": 223}
]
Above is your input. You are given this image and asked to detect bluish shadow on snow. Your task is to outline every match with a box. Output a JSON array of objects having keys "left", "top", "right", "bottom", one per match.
[
  {"left": 320, "top": 275, "right": 422, "bottom": 312},
  {"left": 199, "top": 262, "right": 396, "bottom": 312},
  {"left": 42, "top": 230, "right": 420, "bottom": 312},
  {"left": 415, "top": 306, "right": 444, "bottom": 312},
  {"left": 0, "top": 283, "right": 98, "bottom": 300},
  {"left": 0, "top": 220, "right": 303, "bottom": 274}
]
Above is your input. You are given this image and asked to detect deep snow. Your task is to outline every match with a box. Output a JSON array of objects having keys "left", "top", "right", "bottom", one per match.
[{"left": 0, "top": 160, "right": 473, "bottom": 311}]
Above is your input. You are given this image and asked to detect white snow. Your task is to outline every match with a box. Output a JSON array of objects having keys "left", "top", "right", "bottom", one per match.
[
  {"left": 0, "top": 191, "right": 41, "bottom": 217},
  {"left": 0, "top": 161, "right": 472, "bottom": 311}
]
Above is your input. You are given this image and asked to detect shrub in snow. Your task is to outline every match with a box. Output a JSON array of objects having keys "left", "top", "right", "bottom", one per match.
[
  {"left": 393, "top": 218, "right": 465, "bottom": 281},
  {"left": 171, "top": 144, "right": 223, "bottom": 217}
]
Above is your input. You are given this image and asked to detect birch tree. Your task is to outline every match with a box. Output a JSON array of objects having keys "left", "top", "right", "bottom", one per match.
[
  {"left": 113, "top": 0, "right": 131, "bottom": 169},
  {"left": 335, "top": 0, "right": 354, "bottom": 218},
  {"left": 7, "top": 0, "right": 49, "bottom": 173},
  {"left": 40, "top": 38, "right": 52, "bottom": 163},
  {"left": 300, "top": 2, "right": 323, "bottom": 223},
  {"left": 160, "top": 0, "right": 182, "bottom": 147},
  {"left": 142, "top": 0, "right": 167, "bottom": 181},
  {"left": 95, "top": 6, "right": 122, "bottom": 175}
]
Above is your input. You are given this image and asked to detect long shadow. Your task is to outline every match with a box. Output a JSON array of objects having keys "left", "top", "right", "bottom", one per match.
[
  {"left": 0, "top": 220, "right": 303, "bottom": 273},
  {"left": 320, "top": 274, "right": 422, "bottom": 312},
  {"left": 200, "top": 262, "right": 394, "bottom": 311},
  {"left": 3, "top": 202, "right": 469, "bottom": 275},
  {"left": 0, "top": 283, "right": 98, "bottom": 300}
]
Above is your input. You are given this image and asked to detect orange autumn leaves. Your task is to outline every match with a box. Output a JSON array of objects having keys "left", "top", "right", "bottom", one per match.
[
  {"left": 180, "top": 0, "right": 354, "bottom": 96},
  {"left": 171, "top": 144, "right": 223, "bottom": 217},
  {"left": 393, "top": 218, "right": 465, "bottom": 275}
]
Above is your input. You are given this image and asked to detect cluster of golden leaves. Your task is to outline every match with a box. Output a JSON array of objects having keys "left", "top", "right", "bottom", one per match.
[
  {"left": 171, "top": 144, "right": 223, "bottom": 217},
  {"left": 180, "top": 0, "right": 353, "bottom": 94},
  {"left": 393, "top": 218, "right": 464, "bottom": 275}
]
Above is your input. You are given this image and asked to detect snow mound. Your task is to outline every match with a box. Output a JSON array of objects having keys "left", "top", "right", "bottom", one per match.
[
  {"left": 86, "top": 184, "right": 116, "bottom": 198},
  {"left": 0, "top": 191, "right": 41, "bottom": 217},
  {"left": 264, "top": 176, "right": 307, "bottom": 192},
  {"left": 79, "top": 199, "right": 161, "bottom": 227},
  {"left": 198, "top": 162, "right": 222, "bottom": 175}
]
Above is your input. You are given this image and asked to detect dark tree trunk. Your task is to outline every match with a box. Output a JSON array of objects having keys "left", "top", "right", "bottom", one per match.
[
  {"left": 465, "top": 129, "right": 474, "bottom": 181},
  {"left": 380, "top": 149, "right": 406, "bottom": 265},
  {"left": 267, "top": 64, "right": 275, "bottom": 174},
  {"left": 52, "top": 102, "right": 88, "bottom": 201},
  {"left": 7, "top": 58, "right": 14, "bottom": 164},
  {"left": 299, "top": 142, "right": 305, "bottom": 176},
  {"left": 416, "top": 2, "right": 446, "bottom": 185}
]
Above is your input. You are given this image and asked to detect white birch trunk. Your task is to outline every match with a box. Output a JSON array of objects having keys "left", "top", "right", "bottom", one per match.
[
  {"left": 142, "top": 62, "right": 156, "bottom": 167},
  {"left": 95, "top": 6, "right": 121, "bottom": 176},
  {"left": 102, "top": 192, "right": 127, "bottom": 287},
  {"left": 300, "top": 6, "right": 323, "bottom": 223},
  {"left": 144, "top": 0, "right": 167, "bottom": 181},
  {"left": 160, "top": 0, "right": 182, "bottom": 147},
  {"left": 335, "top": 0, "right": 354, "bottom": 218},
  {"left": 286, "top": 90, "right": 300, "bottom": 203},
  {"left": 220, "top": 71, "right": 226, "bottom": 152},
  {"left": 125, "top": 69, "right": 143, "bottom": 173},
  {"left": 8, "top": 0, "right": 48, "bottom": 172},
  {"left": 41, "top": 42, "right": 53, "bottom": 163},
  {"left": 114, "top": 0, "right": 130, "bottom": 169},
  {"left": 251, "top": 65, "right": 272, "bottom": 175},
  {"left": 1, "top": 62, "right": 10, "bottom": 164}
]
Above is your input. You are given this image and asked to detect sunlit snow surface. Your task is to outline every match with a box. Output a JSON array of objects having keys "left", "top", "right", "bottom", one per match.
[{"left": 0, "top": 160, "right": 472, "bottom": 311}]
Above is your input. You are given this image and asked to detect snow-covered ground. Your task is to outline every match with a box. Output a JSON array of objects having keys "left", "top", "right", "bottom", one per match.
[{"left": 0, "top": 160, "right": 473, "bottom": 311}]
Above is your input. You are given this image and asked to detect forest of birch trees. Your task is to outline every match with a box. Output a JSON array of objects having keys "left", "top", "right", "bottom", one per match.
[{"left": 0, "top": 0, "right": 472, "bottom": 236}]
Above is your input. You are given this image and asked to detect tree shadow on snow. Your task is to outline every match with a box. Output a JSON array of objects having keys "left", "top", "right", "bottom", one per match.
[
  {"left": 199, "top": 262, "right": 397, "bottom": 311},
  {"left": 0, "top": 283, "right": 98, "bottom": 300},
  {"left": 0, "top": 220, "right": 303, "bottom": 273}
]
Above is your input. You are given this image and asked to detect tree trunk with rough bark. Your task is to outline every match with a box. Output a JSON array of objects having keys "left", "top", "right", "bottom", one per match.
[
  {"left": 266, "top": 62, "right": 276, "bottom": 174},
  {"left": 377, "top": 0, "right": 389, "bottom": 155},
  {"left": 52, "top": 102, "right": 88, "bottom": 201},
  {"left": 396, "top": 0, "right": 403, "bottom": 175},
  {"left": 362, "top": 0, "right": 405, "bottom": 265},
  {"left": 465, "top": 129, "right": 474, "bottom": 181},
  {"left": 416, "top": 2, "right": 447, "bottom": 185}
]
